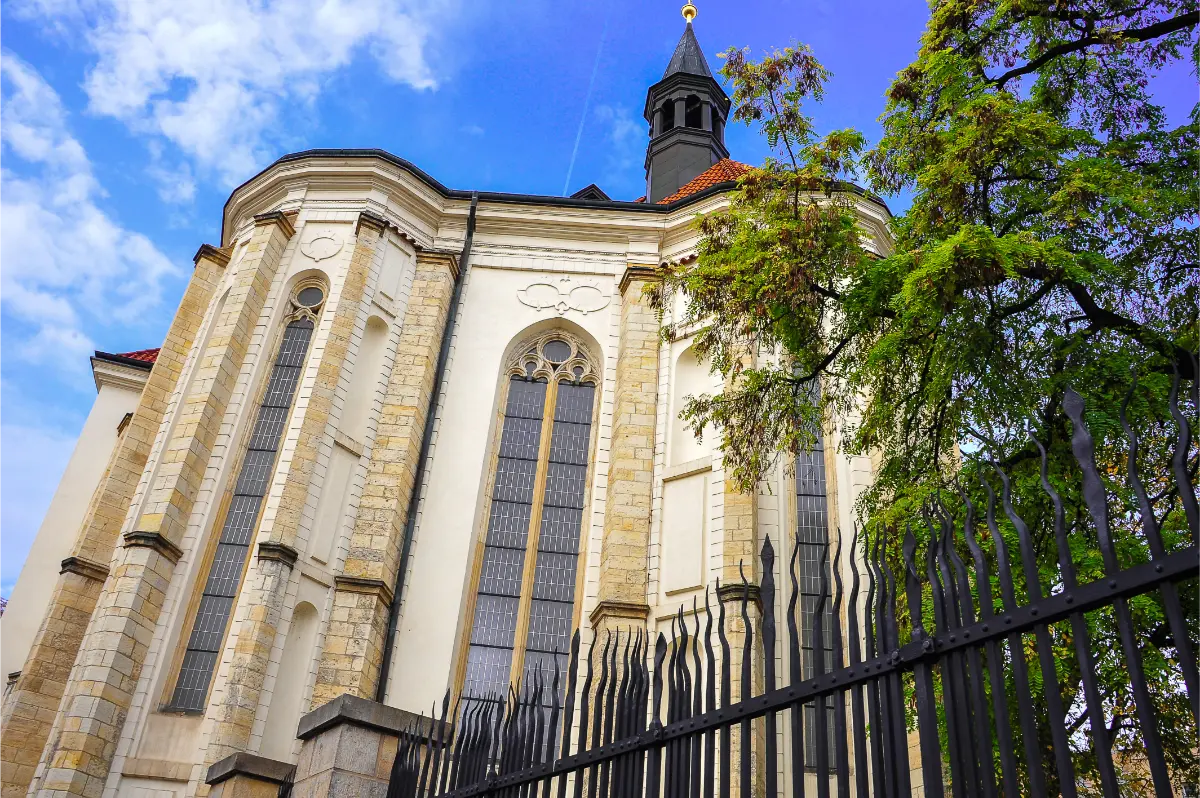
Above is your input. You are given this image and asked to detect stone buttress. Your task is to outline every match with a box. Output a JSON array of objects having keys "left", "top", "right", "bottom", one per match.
[{"left": 0, "top": 245, "right": 228, "bottom": 798}]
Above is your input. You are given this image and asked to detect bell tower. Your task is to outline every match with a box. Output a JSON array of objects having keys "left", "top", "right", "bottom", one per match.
[{"left": 643, "top": 2, "right": 731, "bottom": 203}]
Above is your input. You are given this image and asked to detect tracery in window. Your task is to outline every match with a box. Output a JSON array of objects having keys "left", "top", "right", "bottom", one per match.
[
  {"left": 461, "top": 332, "right": 599, "bottom": 714},
  {"left": 168, "top": 281, "right": 325, "bottom": 712}
]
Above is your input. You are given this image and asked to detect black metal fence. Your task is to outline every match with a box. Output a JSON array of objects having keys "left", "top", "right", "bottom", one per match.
[{"left": 386, "top": 379, "right": 1198, "bottom": 797}]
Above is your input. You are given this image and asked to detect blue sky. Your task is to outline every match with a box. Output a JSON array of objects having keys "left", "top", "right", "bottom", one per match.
[{"left": 1, "top": 0, "right": 1192, "bottom": 597}]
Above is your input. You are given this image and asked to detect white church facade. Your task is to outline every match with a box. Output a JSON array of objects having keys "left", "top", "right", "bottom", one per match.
[{"left": 1, "top": 17, "right": 892, "bottom": 798}]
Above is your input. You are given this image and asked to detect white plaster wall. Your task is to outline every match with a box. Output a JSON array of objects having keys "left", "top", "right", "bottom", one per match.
[
  {"left": 386, "top": 258, "right": 618, "bottom": 715},
  {"left": 0, "top": 380, "right": 141, "bottom": 680}
]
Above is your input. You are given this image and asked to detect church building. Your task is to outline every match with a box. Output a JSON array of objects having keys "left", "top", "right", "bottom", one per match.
[{"left": 2, "top": 10, "right": 891, "bottom": 798}]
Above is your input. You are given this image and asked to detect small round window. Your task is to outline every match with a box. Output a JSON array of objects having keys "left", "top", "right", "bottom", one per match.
[
  {"left": 542, "top": 340, "right": 571, "bottom": 364},
  {"left": 296, "top": 286, "right": 324, "bottom": 308}
]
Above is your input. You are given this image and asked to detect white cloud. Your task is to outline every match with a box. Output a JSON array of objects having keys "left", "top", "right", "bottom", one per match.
[
  {"left": 11, "top": 0, "right": 451, "bottom": 187},
  {"left": 593, "top": 104, "right": 644, "bottom": 193},
  {"left": 1, "top": 53, "right": 179, "bottom": 379}
]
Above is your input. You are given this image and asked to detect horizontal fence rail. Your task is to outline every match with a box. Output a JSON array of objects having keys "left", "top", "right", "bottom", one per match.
[{"left": 385, "top": 374, "right": 1199, "bottom": 798}]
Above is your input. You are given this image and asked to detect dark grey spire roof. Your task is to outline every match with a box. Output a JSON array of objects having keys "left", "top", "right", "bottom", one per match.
[{"left": 662, "top": 22, "right": 712, "bottom": 79}]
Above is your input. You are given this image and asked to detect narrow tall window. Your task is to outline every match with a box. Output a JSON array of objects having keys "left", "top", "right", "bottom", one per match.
[
  {"left": 168, "top": 284, "right": 324, "bottom": 712},
  {"left": 461, "top": 333, "right": 598, "bottom": 714},
  {"left": 797, "top": 415, "right": 836, "bottom": 765}
]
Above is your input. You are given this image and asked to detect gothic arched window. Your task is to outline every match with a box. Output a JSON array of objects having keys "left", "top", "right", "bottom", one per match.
[
  {"left": 459, "top": 331, "right": 600, "bottom": 711},
  {"left": 167, "top": 281, "right": 326, "bottom": 712}
]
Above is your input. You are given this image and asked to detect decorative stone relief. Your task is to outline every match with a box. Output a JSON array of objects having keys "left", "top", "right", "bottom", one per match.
[
  {"left": 299, "top": 232, "right": 344, "bottom": 262},
  {"left": 517, "top": 275, "right": 611, "bottom": 316}
]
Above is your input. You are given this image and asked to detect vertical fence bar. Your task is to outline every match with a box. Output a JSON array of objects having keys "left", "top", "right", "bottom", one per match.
[
  {"left": 703, "top": 590, "right": 717, "bottom": 798},
  {"left": 980, "top": 475, "right": 1049, "bottom": 797},
  {"left": 933, "top": 509, "right": 980, "bottom": 794},
  {"left": 1031, "top": 436, "right": 1120, "bottom": 798},
  {"left": 813, "top": 546, "right": 830, "bottom": 798},
  {"left": 1066, "top": 389, "right": 1173, "bottom": 797},
  {"left": 690, "top": 602, "right": 704, "bottom": 798},
  {"left": 646, "top": 633, "right": 666, "bottom": 798},
  {"left": 787, "top": 537, "right": 806, "bottom": 798},
  {"left": 903, "top": 527, "right": 944, "bottom": 798},
  {"left": 738, "top": 565, "right": 753, "bottom": 798},
  {"left": 880, "top": 557, "right": 912, "bottom": 796},
  {"left": 760, "top": 538, "right": 778, "bottom": 798},
  {"left": 995, "top": 464, "right": 1078, "bottom": 796},
  {"left": 828, "top": 536, "right": 849, "bottom": 798},
  {"left": 959, "top": 490, "right": 1019, "bottom": 798},
  {"left": 864, "top": 538, "right": 886, "bottom": 798},
  {"left": 1123, "top": 376, "right": 1200, "bottom": 726},
  {"left": 846, "top": 533, "right": 869, "bottom": 798}
]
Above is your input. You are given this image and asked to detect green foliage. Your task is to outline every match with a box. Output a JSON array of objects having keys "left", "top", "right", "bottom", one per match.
[{"left": 655, "top": 2, "right": 1198, "bottom": 791}]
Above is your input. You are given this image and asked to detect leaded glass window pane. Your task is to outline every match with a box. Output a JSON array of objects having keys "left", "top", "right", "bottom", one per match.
[
  {"left": 463, "top": 376, "right": 547, "bottom": 704},
  {"left": 168, "top": 318, "right": 313, "bottom": 712},
  {"left": 796, "top": 409, "right": 837, "bottom": 766},
  {"left": 463, "top": 365, "right": 594, "bottom": 742}
]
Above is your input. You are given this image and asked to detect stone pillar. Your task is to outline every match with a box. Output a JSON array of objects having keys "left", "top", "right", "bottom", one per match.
[
  {"left": 204, "top": 212, "right": 387, "bottom": 766},
  {"left": 206, "top": 753, "right": 294, "bottom": 798},
  {"left": 291, "top": 694, "right": 438, "bottom": 798},
  {"left": 589, "top": 265, "right": 661, "bottom": 640},
  {"left": 720, "top": 475, "right": 763, "bottom": 798},
  {"left": 0, "top": 245, "right": 227, "bottom": 798},
  {"left": 701, "top": 102, "right": 713, "bottom": 131},
  {"left": 311, "top": 251, "right": 457, "bottom": 708},
  {"left": 674, "top": 97, "right": 686, "bottom": 128},
  {"left": 28, "top": 212, "right": 294, "bottom": 798},
  {"left": 652, "top": 108, "right": 664, "bottom": 137}
]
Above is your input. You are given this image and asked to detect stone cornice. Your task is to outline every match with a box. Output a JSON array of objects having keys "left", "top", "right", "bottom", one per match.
[
  {"left": 716, "top": 581, "right": 762, "bottom": 608},
  {"left": 355, "top": 210, "right": 389, "bottom": 236},
  {"left": 193, "top": 243, "right": 231, "bottom": 267},
  {"left": 332, "top": 575, "right": 394, "bottom": 607},
  {"left": 59, "top": 556, "right": 110, "bottom": 583},
  {"left": 415, "top": 250, "right": 460, "bottom": 281},
  {"left": 257, "top": 541, "right": 299, "bottom": 568},
  {"left": 296, "top": 693, "right": 445, "bottom": 742},
  {"left": 619, "top": 264, "right": 663, "bottom": 295},
  {"left": 253, "top": 210, "right": 296, "bottom": 238},
  {"left": 589, "top": 599, "right": 651, "bottom": 627},
  {"left": 90, "top": 356, "right": 152, "bottom": 394},
  {"left": 123, "top": 530, "right": 183, "bottom": 563},
  {"left": 205, "top": 752, "right": 294, "bottom": 787}
]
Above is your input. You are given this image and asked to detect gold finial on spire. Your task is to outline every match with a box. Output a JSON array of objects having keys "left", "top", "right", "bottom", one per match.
[{"left": 681, "top": 1, "right": 697, "bottom": 22}]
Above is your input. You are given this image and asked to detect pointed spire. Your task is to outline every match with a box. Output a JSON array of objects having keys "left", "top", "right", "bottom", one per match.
[{"left": 663, "top": 11, "right": 712, "bottom": 79}]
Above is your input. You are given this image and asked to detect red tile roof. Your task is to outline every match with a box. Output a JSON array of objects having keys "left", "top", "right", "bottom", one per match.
[
  {"left": 656, "top": 159, "right": 752, "bottom": 204},
  {"left": 115, "top": 348, "right": 159, "bottom": 363}
]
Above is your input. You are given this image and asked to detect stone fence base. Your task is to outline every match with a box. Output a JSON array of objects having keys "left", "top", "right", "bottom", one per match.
[{"left": 205, "top": 694, "right": 440, "bottom": 798}]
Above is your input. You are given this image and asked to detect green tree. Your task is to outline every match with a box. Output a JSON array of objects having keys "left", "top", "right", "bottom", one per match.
[{"left": 654, "top": 2, "right": 1198, "bottom": 792}]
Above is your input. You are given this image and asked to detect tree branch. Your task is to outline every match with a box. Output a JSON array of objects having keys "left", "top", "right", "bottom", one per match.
[
  {"left": 1063, "top": 280, "right": 1197, "bottom": 377},
  {"left": 990, "top": 12, "right": 1199, "bottom": 88}
]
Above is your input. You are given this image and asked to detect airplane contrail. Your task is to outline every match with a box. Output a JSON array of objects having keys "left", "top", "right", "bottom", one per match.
[{"left": 562, "top": 7, "right": 612, "bottom": 197}]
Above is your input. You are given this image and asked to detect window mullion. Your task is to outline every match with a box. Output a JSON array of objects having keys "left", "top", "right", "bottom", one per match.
[{"left": 508, "top": 377, "right": 559, "bottom": 685}]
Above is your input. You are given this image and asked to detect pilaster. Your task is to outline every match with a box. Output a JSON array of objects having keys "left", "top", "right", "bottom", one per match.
[
  {"left": 27, "top": 213, "right": 294, "bottom": 798},
  {"left": 590, "top": 265, "right": 661, "bottom": 639},
  {"left": 0, "top": 245, "right": 227, "bottom": 798},
  {"left": 203, "top": 212, "right": 385, "bottom": 766},
  {"left": 311, "top": 250, "right": 456, "bottom": 708}
]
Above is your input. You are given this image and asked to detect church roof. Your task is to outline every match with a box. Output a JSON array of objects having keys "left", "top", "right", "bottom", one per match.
[
  {"left": 116, "top": 348, "right": 159, "bottom": 364},
  {"left": 663, "top": 23, "right": 713, "bottom": 79},
  {"left": 93, "top": 348, "right": 159, "bottom": 371},
  {"left": 656, "top": 158, "right": 752, "bottom": 204}
]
